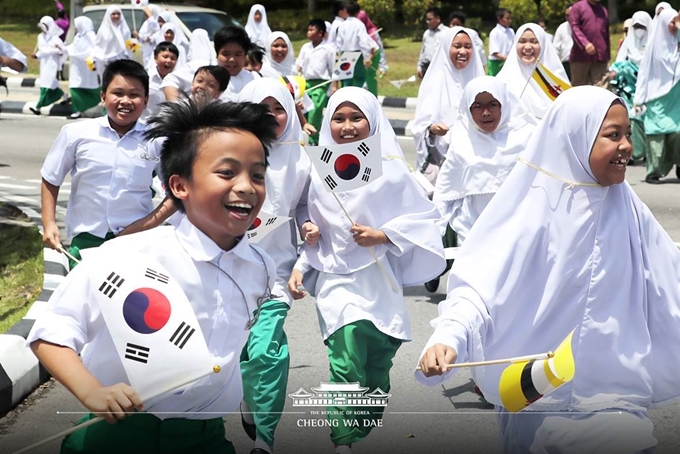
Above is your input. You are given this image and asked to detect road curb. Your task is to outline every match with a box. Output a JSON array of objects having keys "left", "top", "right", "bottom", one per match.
[{"left": 0, "top": 203, "right": 68, "bottom": 417}]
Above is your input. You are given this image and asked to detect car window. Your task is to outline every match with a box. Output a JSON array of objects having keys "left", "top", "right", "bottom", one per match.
[
  {"left": 175, "top": 12, "right": 240, "bottom": 39},
  {"left": 84, "top": 9, "right": 147, "bottom": 34}
]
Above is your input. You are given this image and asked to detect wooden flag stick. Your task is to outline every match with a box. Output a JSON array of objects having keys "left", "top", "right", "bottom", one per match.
[
  {"left": 330, "top": 192, "right": 400, "bottom": 293},
  {"left": 307, "top": 79, "right": 334, "bottom": 92},
  {"left": 57, "top": 246, "right": 80, "bottom": 265},
  {"left": 415, "top": 352, "right": 554, "bottom": 371},
  {"left": 11, "top": 367, "right": 222, "bottom": 454},
  {"left": 369, "top": 27, "right": 383, "bottom": 36}
]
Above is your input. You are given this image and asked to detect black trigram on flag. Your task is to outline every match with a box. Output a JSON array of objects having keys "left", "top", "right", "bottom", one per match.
[
  {"left": 170, "top": 322, "right": 195, "bottom": 349},
  {"left": 362, "top": 167, "right": 372, "bottom": 182},
  {"left": 248, "top": 231, "right": 258, "bottom": 238},
  {"left": 321, "top": 148, "right": 333, "bottom": 164},
  {"left": 125, "top": 343, "right": 150, "bottom": 364},
  {"left": 144, "top": 268, "right": 169, "bottom": 284},
  {"left": 324, "top": 175, "right": 338, "bottom": 190},
  {"left": 265, "top": 217, "right": 277, "bottom": 226},
  {"left": 99, "top": 272, "right": 125, "bottom": 298},
  {"left": 357, "top": 142, "right": 370, "bottom": 157}
]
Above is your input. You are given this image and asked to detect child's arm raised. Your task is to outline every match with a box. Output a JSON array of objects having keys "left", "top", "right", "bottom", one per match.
[{"left": 31, "top": 340, "right": 144, "bottom": 423}]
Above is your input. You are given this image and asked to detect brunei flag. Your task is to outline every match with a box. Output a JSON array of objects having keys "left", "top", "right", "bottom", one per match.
[
  {"left": 498, "top": 330, "right": 576, "bottom": 412},
  {"left": 531, "top": 61, "right": 571, "bottom": 101}
]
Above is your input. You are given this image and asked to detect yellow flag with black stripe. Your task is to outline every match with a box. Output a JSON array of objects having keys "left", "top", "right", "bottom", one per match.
[
  {"left": 531, "top": 61, "right": 571, "bottom": 101},
  {"left": 498, "top": 330, "right": 576, "bottom": 412}
]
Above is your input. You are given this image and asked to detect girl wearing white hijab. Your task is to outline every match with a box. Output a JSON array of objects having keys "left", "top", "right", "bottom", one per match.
[
  {"left": 654, "top": 1, "right": 672, "bottom": 18},
  {"left": 152, "top": 11, "right": 173, "bottom": 46},
  {"left": 65, "top": 16, "right": 99, "bottom": 119},
  {"left": 236, "top": 77, "right": 312, "bottom": 454},
  {"left": 634, "top": 7, "right": 680, "bottom": 183},
  {"left": 245, "top": 4, "right": 272, "bottom": 48},
  {"left": 417, "top": 86, "right": 680, "bottom": 453},
  {"left": 138, "top": 5, "right": 161, "bottom": 68},
  {"left": 616, "top": 11, "right": 652, "bottom": 65},
  {"left": 259, "top": 31, "right": 296, "bottom": 78},
  {"left": 288, "top": 87, "right": 445, "bottom": 453},
  {"left": 160, "top": 22, "right": 188, "bottom": 67},
  {"left": 92, "top": 6, "right": 131, "bottom": 66},
  {"left": 188, "top": 28, "right": 216, "bottom": 65},
  {"left": 433, "top": 76, "right": 536, "bottom": 245},
  {"left": 412, "top": 26, "right": 485, "bottom": 173},
  {"left": 32, "top": 16, "right": 65, "bottom": 113},
  {"left": 497, "top": 23, "right": 570, "bottom": 120}
]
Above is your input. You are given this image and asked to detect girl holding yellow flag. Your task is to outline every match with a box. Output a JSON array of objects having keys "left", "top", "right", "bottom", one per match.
[{"left": 417, "top": 86, "right": 680, "bottom": 453}]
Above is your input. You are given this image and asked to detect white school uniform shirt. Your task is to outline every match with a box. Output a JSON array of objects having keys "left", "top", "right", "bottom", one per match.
[
  {"left": 66, "top": 16, "right": 98, "bottom": 90},
  {"left": 328, "top": 16, "right": 344, "bottom": 52},
  {"left": 142, "top": 67, "right": 167, "bottom": 121},
  {"left": 219, "top": 69, "right": 255, "bottom": 102},
  {"left": 41, "top": 118, "right": 156, "bottom": 240},
  {"left": 138, "top": 5, "right": 161, "bottom": 68},
  {"left": 238, "top": 79, "right": 312, "bottom": 306},
  {"left": 553, "top": 20, "right": 573, "bottom": 62},
  {"left": 296, "top": 41, "right": 334, "bottom": 80},
  {"left": 0, "top": 37, "right": 28, "bottom": 72},
  {"left": 416, "top": 86, "right": 680, "bottom": 415},
  {"left": 36, "top": 16, "right": 64, "bottom": 90},
  {"left": 336, "top": 16, "right": 378, "bottom": 60},
  {"left": 27, "top": 216, "right": 276, "bottom": 419},
  {"left": 488, "top": 23, "right": 515, "bottom": 60},
  {"left": 417, "top": 23, "right": 448, "bottom": 70}
]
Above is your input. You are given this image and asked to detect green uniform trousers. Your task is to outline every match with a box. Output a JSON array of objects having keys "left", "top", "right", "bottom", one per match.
[
  {"left": 68, "top": 231, "right": 116, "bottom": 270},
  {"left": 240, "top": 300, "right": 290, "bottom": 446},
  {"left": 365, "top": 49, "right": 381, "bottom": 97},
  {"left": 325, "top": 320, "right": 402, "bottom": 445},
  {"left": 70, "top": 87, "right": 101, "bottom": 113},
  {"left": 36, "top": 87, "right": 65, "bottom": 109},
  {"left": 342, "top": 55, "right": 367, "bottom": 89},
  {"left": 61, "top": 413, "right": 235, "bottom": 454},
  {"left": 305, "top": 78, "right": 330, "bottom": 145},
  {"left": 631, "top": 118, "right": 648, "bottom": 161},
  {"left": 646, "top": 132, "right": 680, "bottom": 179}
]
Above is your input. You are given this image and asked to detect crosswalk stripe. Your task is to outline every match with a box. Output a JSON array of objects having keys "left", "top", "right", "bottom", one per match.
[{"left": 0, "top": 183, "right": 34, "bottom": 190}]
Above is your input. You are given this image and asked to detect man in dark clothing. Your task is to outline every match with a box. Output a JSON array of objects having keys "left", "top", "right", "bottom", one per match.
[{"left": 568, "top": 0, "right": 610, "bottom": 86}]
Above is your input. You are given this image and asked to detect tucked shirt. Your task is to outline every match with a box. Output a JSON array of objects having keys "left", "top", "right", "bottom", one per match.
[
  {"left": 569, "top": 0, "right": 610, "bottom": 62},
  {"left": 41, "top": 117, "right": 156, "bottom": 239},
  {"left": 553, "top": 21, "right": 574, "bottom": 62},
  {"left": 27, "top": 216, "right": 276, "bottom": 419},
  {"left": 296, "top": 41, "right": 335, "bottom": 80},
  {"left": 488, "top": 23, "right": 515, "bottom": 61},
  {"left": 336, "top": 16, "right": 378, "bottom": 60},
  {"left": 417, "top": 24, "right": 448, "bottom": 70},
  {"left": 0, "top": 37, "right": 28, "bottom": 72}
]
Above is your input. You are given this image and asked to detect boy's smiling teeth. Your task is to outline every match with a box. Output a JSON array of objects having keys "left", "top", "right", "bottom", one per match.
[
  {"left": 118, "top": 108, "right": 132, "bottom": 113},
  {"left": 225, "top": 202, "right": 253, "bottom": 213}
]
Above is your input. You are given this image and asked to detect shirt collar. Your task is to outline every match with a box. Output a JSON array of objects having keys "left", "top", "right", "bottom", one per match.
[
  {"left": 175, "top": 215, "right": 263, "bottom": 264},
  {"left": 96, "top": 115, "right": 147, "bottom": 137}
]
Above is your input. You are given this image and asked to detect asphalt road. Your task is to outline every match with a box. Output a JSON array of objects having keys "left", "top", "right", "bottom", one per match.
[{"left": 1, "top": 114, "right": 680, "bottom": 454}]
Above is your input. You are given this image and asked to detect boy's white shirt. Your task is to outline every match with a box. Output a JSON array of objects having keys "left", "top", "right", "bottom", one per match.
[
  {"left": 219, "top": 68, "right": 255, "bottom": 102},
  {"left": 27, "top": 216, "right": 276, "bottom": 418},
  {"left": 296, "top": 41, "right": 335, "bottom": 80},
  {"left": 553, "top": 21, "right": 573, "bottom": 62},
  {"left": 328, "top": 16, "right": 344, "bottom": 52},
  {"left": 143, "top": 66, "right": 167, "bottom": 121},
  {"left": 40, "top": 117, "right": 156, "bottom": 240},
  {"left": 336, "top": 16, "right": 379, "bottom": 60},
  {"left": 417, "top": 24, "right": 448, "bottom": 70},
  {"left": 0, "top": 37, "right": 28, "bottom": 72},
  {"left": 488, "top": 23, "right": 515, "bottom": 60}
]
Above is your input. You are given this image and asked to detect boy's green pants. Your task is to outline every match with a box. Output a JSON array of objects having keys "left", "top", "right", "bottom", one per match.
[
  {"left": 305, "top": 78, "right": 330, "bottom": 145},
  {"left": 325, "top": 320, "right": 402, "bottom": 445},
  {"left": 61, "top": 413, "right": 235, "bottom": 454}
]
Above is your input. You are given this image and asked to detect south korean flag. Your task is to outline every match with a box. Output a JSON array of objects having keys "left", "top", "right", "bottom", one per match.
[
  {"left": 305, "top": 133, "right": 382, "bottom": 192},
  {"left": 332, "top": 51, "right": 361, "bottom": 81},
  {"left": 88, "top": 249, "right": 215, "bottom": 403},
  {"left": 246, "top": 211, "right": 290, "bottom": 243}
]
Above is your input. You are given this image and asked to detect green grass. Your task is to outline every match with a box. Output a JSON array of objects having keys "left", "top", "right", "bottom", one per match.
[
  {"left": 0, "top": 21, "right": 40, "bottom": 75},
  {"left": 0, "top": 204, "right": 44, "bottom": 334}
]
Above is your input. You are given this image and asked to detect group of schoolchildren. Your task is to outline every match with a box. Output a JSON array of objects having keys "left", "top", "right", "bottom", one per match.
[{"left": 22, "top": 2, "right": 680, "bottom": 454}]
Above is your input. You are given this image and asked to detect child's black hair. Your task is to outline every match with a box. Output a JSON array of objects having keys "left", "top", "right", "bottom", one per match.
[
  {"left": 332, "top": 1, "right": 347, "bottom": 16},
  {"left": 308, "top": 18, "right": 327, "bottom": 34},
  {"left": 213, "top": 26, "right": 251, "bottom": 55},
  {"left": 154, "top": 41, "right": 179, "bottom": 58},
  {"left": 193, "top": 65, "right": 230, "bottom": 92},
  {"left": 426, "top": 7, "right": 442, "bottom": 19},
  {"left": 101, "top": 59, "right": 149, "bottom": 97},
  {"left": 346, "top": 2, "right": 360, "bottom": 16},
  {"left": 248, "top": 44, "right": 265, "bottom": 66},
  {"left": 448, "top": 10, "right": 466, "bottom": 24},
  {"left": 496, "top": 8, "right": 511, "bottom": 20},
  {"left": 145, "top": 100, "right": 278, "bottom": 212}
]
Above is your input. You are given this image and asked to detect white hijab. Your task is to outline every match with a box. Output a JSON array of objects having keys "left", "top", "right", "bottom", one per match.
[
  {"left": 245, "top": 4, "right": 272, "bottom": 47},
  {"left": 39, "top": 16, "right": 62, "bottom": 40},
  {"left": 68, "top": 16, "right": 96, "bottom": 59},
  {"left": 634, "top": 8, "right": 679, "bottom": 105},
  {"left": 655, "top": 1, "right": 672, "bottom": 17},
  {"left": 189, "top": 28, "right": 216, "bottom": 65},
  {"left": 302, "top": 87, "right": 445, "bottom": 285},
  {"left": 435, "top": 86, "right": 680, "bottom": 410},
  {"left": 161, "top": 22, "right": 188, "bottom": 66},
  {"left": 412, "top": 27, "right": 485, "bottom": 159},
  {"left": 260, "top": 31, "right": 296, "bottom": 78},
  {"left": 616, "top": 11, "right": 652, "bottom": 65},
  {"left": 434, "top": 76, "right": 536, "bottom": 203},
  {"left": 93, "top": 6, "right": 131, "bottom": 61},
  {"left": 497, "top": 23, "right": 569, "bottom": 119},
  {"left": 139, "top": 5, "right": 160, "bottom": 39}
]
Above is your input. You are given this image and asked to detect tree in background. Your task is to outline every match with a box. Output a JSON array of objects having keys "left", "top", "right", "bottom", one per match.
[
  {"left": 358, "top": 0, "right": 397, "bottom": 28},
  {"left": 402, "top": 0, "right": 439, "bottom": 28},
  {"left": 499, "top": 0, "right": 538, "bottom": 29}
]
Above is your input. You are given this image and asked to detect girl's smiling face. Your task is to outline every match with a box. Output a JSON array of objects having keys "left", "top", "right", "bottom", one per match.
[
  {"left": 449, "top": 32, "right": 473, "bottom": 70},
  {"left": 270, "top": 38, "right": 288, "bottom": 63},
  {"left": 517, "top": 29, "right": 541, "bottom": 65},
  {"left": 110, "top": 10, "right": 121, "bottom": 24},
  {"left": 589, "top": 102, "right": 633, "bottom": 186},
  {"left": 261, "top": 96, "right": 288, "bottom": 139},
  {"left": 330, "top": 102, "right": 371, "bottom": 144},
  {"left": 469, "top": 92, "right": 502, "bottom": 133},
  {"left": 164, "top": 29, "right": 175, "bottom": 42}
]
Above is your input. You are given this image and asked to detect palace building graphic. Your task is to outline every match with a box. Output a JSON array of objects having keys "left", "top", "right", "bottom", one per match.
[{"left": 288, "top": 382, "right": 391, "bottom": 407}]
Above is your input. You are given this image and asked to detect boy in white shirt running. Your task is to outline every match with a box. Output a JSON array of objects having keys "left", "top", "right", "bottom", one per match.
[
  {"left": 335, "top": 2, "right": 378, "bottom": 89},
  {"left": 488, "top": 8, "right": 514, "bottom": 76}
]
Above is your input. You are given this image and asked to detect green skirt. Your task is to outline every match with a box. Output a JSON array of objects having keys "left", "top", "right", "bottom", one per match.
[
  {"left": 487, "top": 59, "right": 504, "bottom": 76},
  {"left": 35, "top": 87, "right": 64, "bottom": 109},
  {"left": 70, "top": 87, "right": 101, "bottom": 113}
]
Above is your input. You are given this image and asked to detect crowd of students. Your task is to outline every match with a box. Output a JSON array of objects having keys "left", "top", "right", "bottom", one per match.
[{"left": 2, "top": 1, "right": 680, "bottom": 453}]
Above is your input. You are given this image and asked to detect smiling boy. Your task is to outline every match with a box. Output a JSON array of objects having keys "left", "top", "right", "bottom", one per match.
[{"left": 214, "top": 26, "right": 256, "bottom": 102}]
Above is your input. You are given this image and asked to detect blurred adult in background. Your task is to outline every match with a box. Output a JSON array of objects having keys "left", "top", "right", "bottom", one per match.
[
  {"left": 568, "top": 0, "right": 609, "bottom": 86},
  {"left": 553, "top": 5, "right": 573, "bottom": 78}
]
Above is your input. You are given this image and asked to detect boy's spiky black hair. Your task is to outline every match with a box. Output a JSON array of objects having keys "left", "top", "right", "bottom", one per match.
[{"left": 145, "top": 99, "right": 278, "bottom": 212}]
